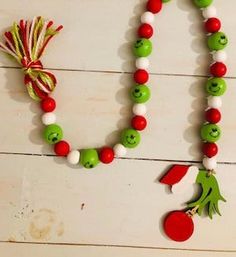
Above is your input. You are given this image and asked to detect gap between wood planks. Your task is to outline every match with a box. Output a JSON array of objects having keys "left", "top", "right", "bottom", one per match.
[
  {"left": 0, "top": 152, "right": 235, "bottom": 166},
  {"left": 0, "top": 65, "right": 235, "bottom": 165},
  {"left": 1, "top": 240, "right": 236, "bottom": 253},
  {"left": 0, "top": 65, "right": 235, "bottom": 79},
  {"left": 0, "top": 66, "right": 234, "bottom": 253}
]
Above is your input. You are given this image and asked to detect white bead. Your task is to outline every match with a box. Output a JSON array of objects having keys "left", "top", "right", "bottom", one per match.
[
  {"left": 113, "top": 144, "right": 127, "bottom": 157},
  {"left": 41, "top": 112, "right": 56, "bottom": 125},
  {"left": 208, "top": 96, "right": 222, "bottom": 109},
  {"left": 136, "top": 57, "right": 149, "bottom": 70},
  {"left": 212, "top": 50, "right": 227, "bottom": 62},
  {"left": 67, "top": 150, "right": 80, "bottom": 165},
  {"left": 203, "top": 157, "right": 217, "bottom": 170},
  {"left": 141, "top": 12, "right": 155, "bottom": 24},
  {"left": 202, "top": 6, "right": 217, "bottom": 19},
  {"left": 132, "top": 103, "right": 147, "bottom": 116}
]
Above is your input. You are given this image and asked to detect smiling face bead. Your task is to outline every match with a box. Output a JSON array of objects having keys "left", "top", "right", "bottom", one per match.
[
  {"left": 131, "top": 84, "right": 151, "bottom": 103},
  {"left": 133, "top": 38, "right": 152, "bottom": 57},
  {"left": 121, "top": 129, "right": 141, "bottom": 148},
  {"left": 208, "top": 32, "right": 228, "bottom": 51},
  {"left": 193, "top": 0, "right": 213, "bottom": 8},
  {"left": 206, "top": 78, "right": 227, "bottom": 96},
  {"left": 80, "top": 149, "right": 99, "bottom": 169},
  {"left": 43, "top": 124, "right": 63, "bottom": 144},
  {"left": 201, "top": 124, "right": 221, "bottom": 143}
]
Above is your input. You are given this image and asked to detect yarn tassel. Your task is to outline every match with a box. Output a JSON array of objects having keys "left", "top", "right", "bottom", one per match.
[{"left": 0, "top": 17, "right": 63, "bottom": 101}]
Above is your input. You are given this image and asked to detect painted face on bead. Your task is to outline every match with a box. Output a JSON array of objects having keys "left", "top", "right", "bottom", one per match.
[
  {"left": 80, "top": 149, "right": 99, "bottom": 169},
  {"left": 201, "top": 124, "right": 221, "bottom": 143},
  {"left": 135, "top": 39, "right": 144, "bottom": 49},
  {"left": 218, "top": 34, "right": 228, "bottom": 46},
  {"left": 131, "top": 85, "right": 150, "bottom": 103},
  {"left": 43, "top": 124, "right": 63, "bottom": 144},
  {"left": 206, "top": 78, "right": 227, "bottom": 96},
  {"left": 208, "top": 32, "right": 228, "bottom": 51},
  {"left": 133, "top": 38, "right": 152, "bottom": 57},
  {"left": 121, "top": 129, "right": 141, "bottom": 148},
  {"left": 48, "top": 132, "right": 60, "bottom": 143}
]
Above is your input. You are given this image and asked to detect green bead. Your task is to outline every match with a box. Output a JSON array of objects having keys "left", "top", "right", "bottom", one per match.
[
  {"left": 133, "top": 38, "right": 152, "bottom": 57},
  {"left": 43, "top": 124, "right": 63, "bottom": 144},
  {"left": 131, "top": 84, "right": 151, "bottom": 103},
  {"left": 206, "top": 77, "right": 227, "bottom": 96},
  {"left": 208, "top": 32, "right": 228, "bottom": 51},
  {"left": 193, "top": 0, "right": 213, "bottom": 8},
  {"left": 201, "top": 124, "right": 221, "bottom": 143},
  {"left": 121, "top": 129, "right": 141, "bottom": 148},
  {"left": 162, "top": 0, "right": 171, "bottom": 2},
  {"left": 80, "top": 149, "right": 99, "bottom": 169}
]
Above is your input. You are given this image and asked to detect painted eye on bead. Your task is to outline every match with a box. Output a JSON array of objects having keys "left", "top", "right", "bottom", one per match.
[{"left": 79, "top": 149, "right": 99, "bottom": 169}]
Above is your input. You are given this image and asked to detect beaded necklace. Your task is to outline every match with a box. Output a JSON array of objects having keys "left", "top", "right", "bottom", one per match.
[{"left": 0, "top": 0, "right": 228, "bottom": 242}]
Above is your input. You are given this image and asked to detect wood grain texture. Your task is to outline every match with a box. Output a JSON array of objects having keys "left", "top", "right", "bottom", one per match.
[
  {"left": 0, "top": 0, "right": 235, "bottom": 256},
  {"left": 0, "top": 154, "right": 235, "bottom": 251},
  {"left": 0, "top": 0, "right": 235, "bottom": 77},
  {"left": 0, "top": 69, "right": 236, "bottom": 162}
]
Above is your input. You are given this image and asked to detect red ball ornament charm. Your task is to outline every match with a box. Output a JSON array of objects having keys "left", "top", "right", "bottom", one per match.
[
  {"left": 210, "top": 62, "right": 227, "bottom": 77},
  {"left": 54, "top": 140, "right": 70, "bottom": 156},
  {"left": 99, "top": 147, "right": 115, "bottom": 164},
  {"left": 138, "top": 23, "right": 153, "bottom": 39},
  {"left": 205, "top": 18, "right": 221, "bottom": 33},
  {"left": 164, "top": 211, "right": 194, "bottom": 242},
  {"left": 147, "top": 0, "right": 162, "bottom": 14},
  {"left": 134, "top": 69, "right": 149, "bottom": 84},
  {"left": 205, "top": 108, "right": 221, "bottom": 124},
  {"left": 41, "top": 97, "right": 56, "bottom": 112},
  {"left": 202, "top": 142, "right": 218, "bottom": 158},
  {"left": 131, "top": 115, "right": 147, "bottom": 131}
]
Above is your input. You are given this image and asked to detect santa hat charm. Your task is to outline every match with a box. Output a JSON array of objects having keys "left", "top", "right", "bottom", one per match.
[{"left": 160, "top": 165, "right": 199, "bottom": 195}]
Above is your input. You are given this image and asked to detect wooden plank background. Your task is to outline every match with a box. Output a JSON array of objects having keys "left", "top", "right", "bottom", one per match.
[{"left": 0, "top": 0, "right": 235, "bottom": 256}]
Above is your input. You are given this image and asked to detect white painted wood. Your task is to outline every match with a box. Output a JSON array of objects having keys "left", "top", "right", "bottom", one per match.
[
  {"left": 0, "top": 0, "right": 235, "bottom": 256},
  {"left": 0, "top": 242, "right": 235, "bottom": 257},
  {"left": 0, "top": 0, "right": 234, "bottom": 77},
  {"left": 0, "top": 68, "right": 235, "bottom": 162},
  {"left": 0, "top": 154, "right": 235, "bottom": 251}
]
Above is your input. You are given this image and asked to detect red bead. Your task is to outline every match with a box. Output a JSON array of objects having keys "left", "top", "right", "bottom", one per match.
[
  {"left": 164, "top": 211, "right": 194, "bottom": 242},
  {"left": 41, "top": 97, "right": 56, "bottom": 112},
  {"left": 147, "top": 0, "right": 162, "bottom": 14},
  {"left": 54, "top": 140, "right": 70, "bottom": 156},
  {"left": 138, "top": 23, "right": 153, "bottom": 39},
  {"left": 210, "top": 62, "right": 227, "bottom": 77},
  {"left": 99, "top": 147, "right": 115, "bottom": 164},
  {"left": 205, "top": 18, "right": 221, "bottom": 33},
  {"left": 131, "top": 115, "right": 147, "bottom": 131},
  {"left": 205, "top": 108, "right": 221, "bottom": 123},
  {"left": 134, "top": 69, "right": 149, "bottom": 84},
  {"left": 202, "top": 142, "right": 218, "bottom": 158}
]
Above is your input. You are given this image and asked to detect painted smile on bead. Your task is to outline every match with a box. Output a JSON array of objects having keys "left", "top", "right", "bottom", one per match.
[
  {"left": 219, "top": 36, "right": 228, "bottom": 46},
  {"left": 84, "top": 162, "right": 94, "bottom": 169},
  {"left": 48, "top": 132, "right": 59, "bottom": 143},
  {"left": 132, "top": 89, "right": 143, "bottom": 98},
  {"left": 135, "top": 40, "right": 144, "bottom": 49},
  {"left": 125, "top": 136, "right": 137, "bottom": 145},
  {"left": 210, "top": 129, "right": 220, "bottom": 138},
  {"left": 206, "top": 78, "right": 227, "bottom": 96},
  {"left": 210, "top": 83, "right": 221, "bottom": 93},
  {"left": 121, "top": 129, "right": 140, "bottom": 149}
]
